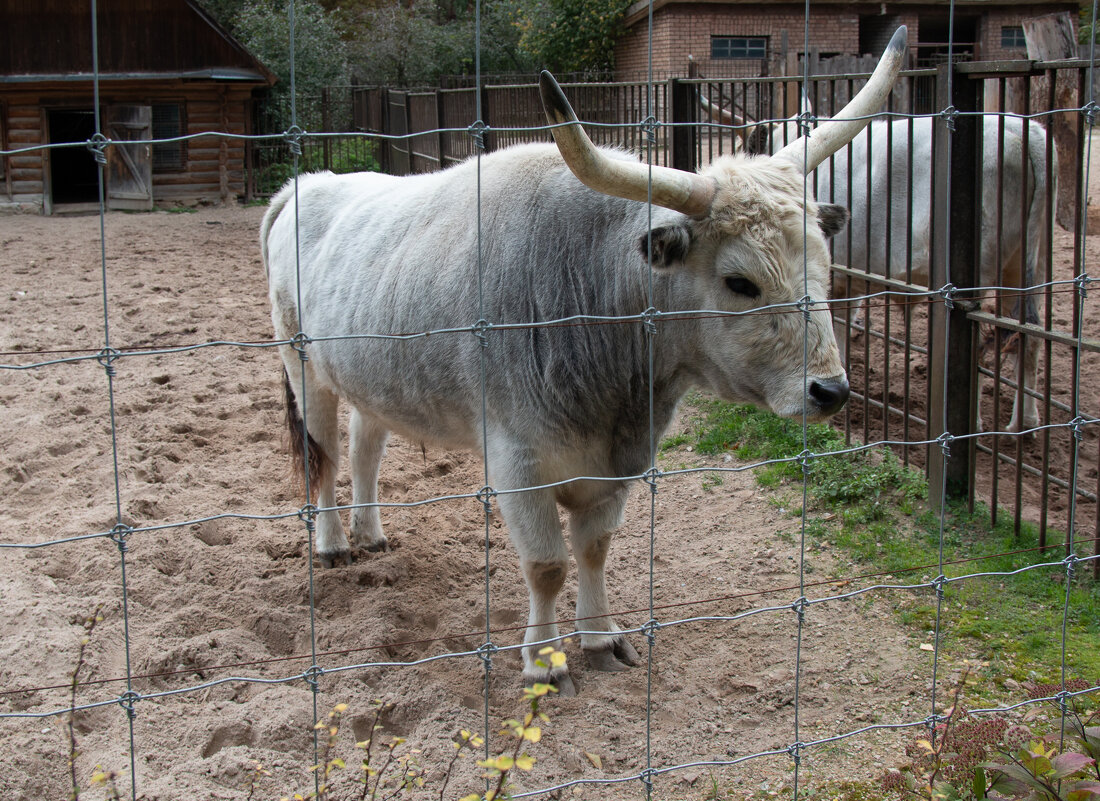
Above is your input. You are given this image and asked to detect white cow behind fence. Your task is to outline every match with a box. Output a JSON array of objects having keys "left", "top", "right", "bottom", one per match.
[{"left": 261, "top": 29, "right": 908, "bottom": 693}]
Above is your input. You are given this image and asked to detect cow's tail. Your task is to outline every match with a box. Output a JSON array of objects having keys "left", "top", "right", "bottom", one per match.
[{"left": 283, "top": 368, "right": 331, "bottom": 499}]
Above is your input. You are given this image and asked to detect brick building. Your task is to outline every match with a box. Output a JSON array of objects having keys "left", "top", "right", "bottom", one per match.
[{"left": 614, "top": 1, "right": 1079, "bottom": 78}]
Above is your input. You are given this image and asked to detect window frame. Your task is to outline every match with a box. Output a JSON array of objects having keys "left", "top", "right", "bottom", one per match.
[
  {"left": 151, "top": 101, "right": 187, "bottom": 174},
  {"left": 711, "top": 35, "right": 768, "bottom": 60}
]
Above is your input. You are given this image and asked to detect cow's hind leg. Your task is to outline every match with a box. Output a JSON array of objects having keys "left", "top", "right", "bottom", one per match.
[
  {"left": 349, "top": 409, "right": 390, "bottom": 553},
  {"left": 568, "top": 489, "right": 640, "bottom": 673},
  {"left": 495, "top": 486, "right": 575, "bottom": 695},
  {"left": 282, "top": 360, "right": 350, "bottom": 568}
]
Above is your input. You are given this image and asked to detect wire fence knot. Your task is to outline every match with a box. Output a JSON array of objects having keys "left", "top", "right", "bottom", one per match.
[
  {"left": 471, "top": 318, "right": 492, "bottom": 348},
  {"left": 642, "top": 618, "right": 661, "bottom": 646},
  {"left": 797, "top": 295, "right": 814, "bottom": 322},
  {"left": 797, "top": 449, "right": 816, "bottom": 478},
  {"left": 938, "top": 284, "right": 958, "bottom": 311},
  {"left": 476, "top": 641, "right": 497, "bottom": 671},
  {"left": 467, "top": 121, "right": 488, "bottom": 150},
  {"left": 643, "top": 466, "right": 662, "bottom": 496},
  {"left": 1062, "top": 552, "right": 1078, "bottom": 580},
  {"left": 936, "top": 431, "right": 954, "bottom": 458},
  {"left": 476, "top": 485, "right": 496, "bottom": 514},
  {"left": 1083, "top": 101, "right": 1099, "bottom": 128},
  {"left": 640, "top": 116, "right": 659, "bottom": 144},
  {"left": 297, "top": 504, "right": 318, "bottom": 532},
  {"left": 283, "top": 125, "right": 305, "bottom": 156},
  {"left": 117, "top": 690, "right": 141, "bottom": 719},
  {"left": 109, "top": 523, "right": 132, "bottom": 554},
  {"left": 86, "top": 132, "right": 110, "bottom": 165},
  {"left": 641, "top": 306, "right": 660, "bottom": 336},
  {"left": 304, "top": 664, "right": 324, "bottom": 691},
  {"left": 791, "top": 596, "right": 808, "bottom": 623},
  {"left": 786, "top": 740, "right": 806, "bottom": 765},
  {"left": 1074, "top": 273, "right": 1092, "bottom": 299},
  {"left": 931, "top": 574, "right": 948, "bottom": 601},
  {"left": 96, "top": 347, "right": 121, "bottom": 377},
  {"left": 796, "top": 109, "right": 816, "bottom": 138},
  {"left": 290, "top": 331, "right": 311, "bottom": 361},
  {"left": 940, "top": 105, "right": 959, "bottom": 132},
  {"left": 639, "top": 766, "right": 658, "bottom": 791},
  {"left": 1055, "top": 689, "right": 1071, "bottom": 715}
]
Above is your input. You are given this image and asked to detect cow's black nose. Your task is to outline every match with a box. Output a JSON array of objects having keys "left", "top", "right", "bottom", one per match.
[{"left": 809, "top": 378, "right": 850, "bottom": 415}]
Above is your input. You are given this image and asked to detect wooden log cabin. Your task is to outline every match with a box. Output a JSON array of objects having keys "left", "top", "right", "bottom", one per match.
[{"left": 0, "top": 0, "right": 275, "bottom": 213}]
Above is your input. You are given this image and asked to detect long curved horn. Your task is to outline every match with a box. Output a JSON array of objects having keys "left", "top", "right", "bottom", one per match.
[
  {"left": 539, "top": 71, "right": 716, "bottom": 217},
  {"left": 773, "top": 25, "right": 907, "bottom": 173},
  {"left": 699, "top": 95, "right": 744, "bottom": 126}
]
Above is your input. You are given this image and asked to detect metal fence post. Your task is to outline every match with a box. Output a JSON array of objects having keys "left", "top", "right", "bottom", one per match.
[
  {"left": 928, "top": 62, "right": 981, "bottom": 505},
  {"left": 669, "top": 78, "right": 697, "bottom": 173}
]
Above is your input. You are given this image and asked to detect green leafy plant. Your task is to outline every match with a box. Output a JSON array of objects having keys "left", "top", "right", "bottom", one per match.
[{"left": 883, "top": 675, "right": 1100, "bottom": 800}]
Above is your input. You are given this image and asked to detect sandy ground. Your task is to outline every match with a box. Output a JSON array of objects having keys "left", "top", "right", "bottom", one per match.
[{"left": 0, "top": 194, "right": 1093, "bottom": 800}]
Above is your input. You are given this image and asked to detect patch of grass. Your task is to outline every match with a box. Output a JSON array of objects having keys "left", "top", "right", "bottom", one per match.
[{"left": 662, "top": 394, "right": 1100, "bottom": 690}]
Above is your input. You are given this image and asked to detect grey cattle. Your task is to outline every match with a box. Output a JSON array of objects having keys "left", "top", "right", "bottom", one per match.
[{"left": 261, "top": 28, "right": 907, "bottom": 693}]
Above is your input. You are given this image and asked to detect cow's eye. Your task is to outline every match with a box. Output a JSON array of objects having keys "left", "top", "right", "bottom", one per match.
[{"left": 724, "top": 276, "right": 761, "bottom": 298}]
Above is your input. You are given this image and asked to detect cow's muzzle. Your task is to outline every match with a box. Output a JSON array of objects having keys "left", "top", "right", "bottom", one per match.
[{"left": 809, "top": 377, "right": 850, "bottom": 417}]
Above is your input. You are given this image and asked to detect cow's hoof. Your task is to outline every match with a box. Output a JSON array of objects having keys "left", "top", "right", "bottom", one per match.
[
  {"left": 585, "top": 637, "right": 641, "bottom": 672},
  {"left": 360, "top": 536, "right": 389, "bottom": 553},
  {"left": 551, "top": 671, "right": 577, "bottom": 698},
  {"left": 319, "top": 549, "right": 352, "bottom": 569}
]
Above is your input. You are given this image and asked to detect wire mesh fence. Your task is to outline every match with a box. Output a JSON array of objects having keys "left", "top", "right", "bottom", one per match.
[{"left": 1, "top": 2, "right": 1099, "bottom": 800}]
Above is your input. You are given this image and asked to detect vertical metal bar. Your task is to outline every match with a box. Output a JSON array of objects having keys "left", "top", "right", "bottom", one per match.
[
  {"left": 928, "top": 63, "right": 980, "bottom": 507},
  {"left": 1039, "top": 70, "right": 1059, "bottom": 551},
  {"left": 990, "top": 81, "right": 1006, "bottom": 529},
  {"left": 1013, "top": 78, "right": 1032, "bottom": 538}
]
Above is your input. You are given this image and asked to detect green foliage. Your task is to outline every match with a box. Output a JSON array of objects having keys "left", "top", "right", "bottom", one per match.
[
  {"left": 663, "top": 395, "right": 926, "bottom": 515},
  {"left": 883, "top": 678, "right": 1100, "bottom": 800},
  {"left": 513, "top": 0, "right": 631, "bottom": 73},
  {"left": 215, "top": 0, "right": 349, "bottom": 130},
  {"left": 342, "top": 0, "right": 533, "bottom": 86},
  {"left": 661, "top": 395, "right": 1100, "bottom": 684},
  {"left": 256, "top": 139, "right": 380, "bottom": 195}
]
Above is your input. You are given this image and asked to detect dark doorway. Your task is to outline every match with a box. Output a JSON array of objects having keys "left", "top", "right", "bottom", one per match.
[
  {"left": 48, "top": 109, "right": 99, "bottom": 205},
  {"left": 915, "top": 15, "right": 978, "bottom": 67}
]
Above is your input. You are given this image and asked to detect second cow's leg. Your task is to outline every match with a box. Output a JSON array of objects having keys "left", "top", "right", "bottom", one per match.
[
  {"left": 349, "top": 409, "right": 390, "bottom": 552},
  {"left": 568, "top": 489, "right": 640, "bottom": 672}
]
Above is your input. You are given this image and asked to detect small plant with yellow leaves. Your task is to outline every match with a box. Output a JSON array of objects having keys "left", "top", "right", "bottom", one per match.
[{"left": 459, "top": 647, "right": 565, "bottom": 801}]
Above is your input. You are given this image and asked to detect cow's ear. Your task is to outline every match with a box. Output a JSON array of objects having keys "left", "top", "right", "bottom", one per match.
[
  {"left": 817, "top": 204, "right": 849, "bottom": 238},
  {"left": 639, "top": 225, "right": 692, "bottom": 269}
]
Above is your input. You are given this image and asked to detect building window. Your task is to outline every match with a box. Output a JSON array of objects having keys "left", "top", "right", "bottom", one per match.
[
  {"left": 1001, "top": 25, "right": 1026, "bottom": 50},
  {"left": 152, "top": 103, "right": 186, "bottom": 172},
  {"left": 711, "top": 36, "right": 767, "bottom": 60}
]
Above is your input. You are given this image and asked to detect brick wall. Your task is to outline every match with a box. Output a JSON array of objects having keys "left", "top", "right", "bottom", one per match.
[{"left": 615, "top": 2, "right": 1077, "bottom": 79}]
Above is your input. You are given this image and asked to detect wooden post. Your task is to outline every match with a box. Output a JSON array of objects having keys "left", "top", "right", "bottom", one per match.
[
  {"left": 669, "top": 78, "right": 698, "bottom": 173},
  {"left": 1022, "top": 12, "right": 1079, "bottom": 230},
  {"left": 436, "top": 90, "right": 447, "bottom": 171},
  {"left": 928, "top": 62, "right": 981, "bottom": 506}
]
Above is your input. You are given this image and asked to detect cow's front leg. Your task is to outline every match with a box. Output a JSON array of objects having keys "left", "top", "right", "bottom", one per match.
[
  {"left": 569, "top": 490, "right": 640, "bottom": 672},
  {"left": 349, "top": 409, "right": 390, "bottom": 553},
  {"left": 495, "top": 487, "right": 575, "bottom": 696}
]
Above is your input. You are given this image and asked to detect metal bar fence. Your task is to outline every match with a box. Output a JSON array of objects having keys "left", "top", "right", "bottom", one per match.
[{"left": 0, "top": 4, "right": 1098, "bottom": 801}]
